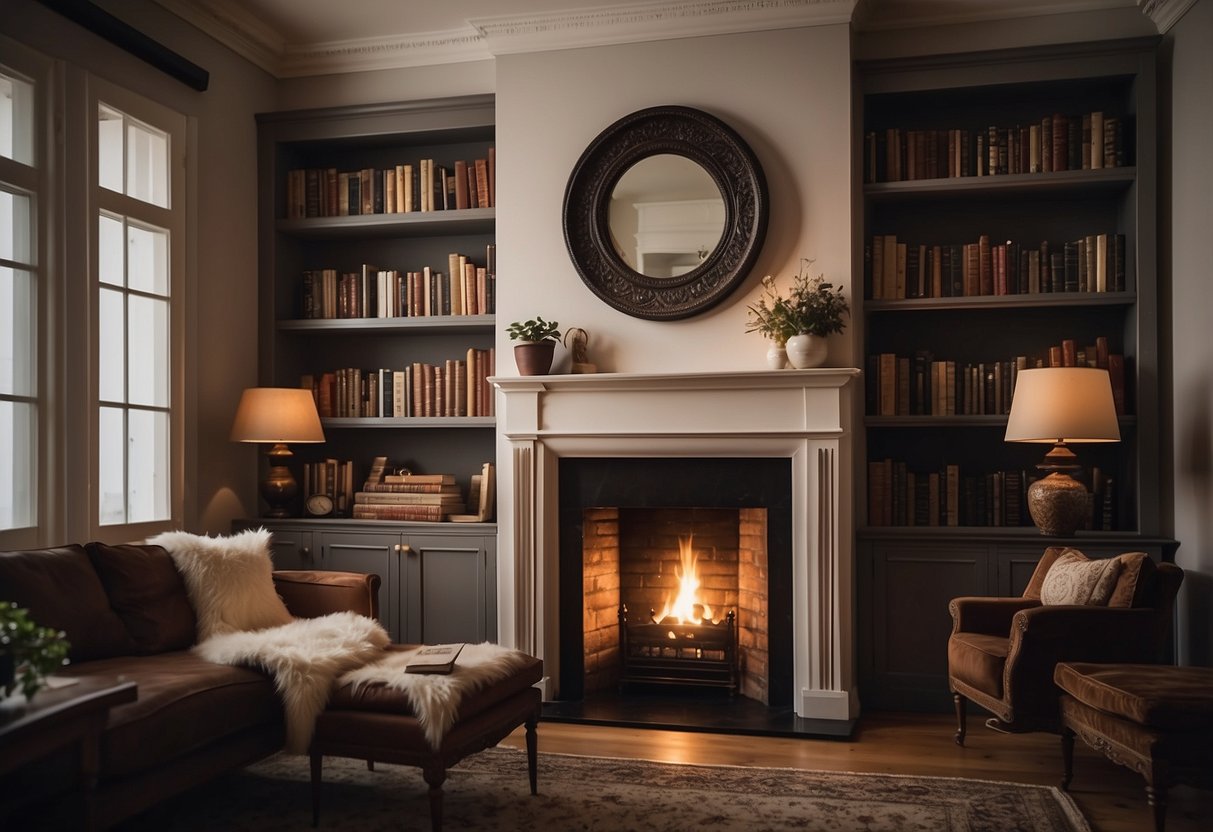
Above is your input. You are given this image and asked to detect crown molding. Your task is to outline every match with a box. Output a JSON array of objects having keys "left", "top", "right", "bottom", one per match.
[
  {"left": 1138, "top": 0, "right": 1198, "bottom": 32},
  {"left": 156, "top": 0, "right": 856, "bottom": 78}
]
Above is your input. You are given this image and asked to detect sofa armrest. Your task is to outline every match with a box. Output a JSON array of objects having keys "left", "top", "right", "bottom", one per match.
[
  {"left": 1011, "top": 605, "right": 1160, "bottom": 659},
  {"left": 273, "top": 570, "right": 380, "bottom": 620},
  {"left": 949, "top": 596, "right": 1039, "bottom": 636}
]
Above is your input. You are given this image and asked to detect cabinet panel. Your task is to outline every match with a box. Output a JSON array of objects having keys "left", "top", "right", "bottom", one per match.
[
  {"left": 319, "top": 531, "right": 398, "bottom": 638},
  {"left": 402, "top": 534, "right": 495, "bottom": 644}
]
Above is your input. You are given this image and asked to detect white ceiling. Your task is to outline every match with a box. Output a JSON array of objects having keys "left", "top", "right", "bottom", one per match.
[{"left": 153, "top": 0, "right": 1158, "bottom": 78}]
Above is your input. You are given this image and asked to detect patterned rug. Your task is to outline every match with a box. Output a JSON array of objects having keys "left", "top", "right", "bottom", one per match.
[{"left": 120, "top": 746, "right": 1090, "bottom": 831}]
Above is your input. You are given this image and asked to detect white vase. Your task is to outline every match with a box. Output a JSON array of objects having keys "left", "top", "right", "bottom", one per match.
[
  {"left": 766, "top": 342, "right": 788, "bottom": 370},
  {"left": 785, "top": 334, "right": 827, "bottom": 369}
]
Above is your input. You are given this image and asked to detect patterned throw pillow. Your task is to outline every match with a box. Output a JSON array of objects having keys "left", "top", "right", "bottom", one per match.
[{"left": 1040, "top": 548, "right": 1123, "bottom": 606}]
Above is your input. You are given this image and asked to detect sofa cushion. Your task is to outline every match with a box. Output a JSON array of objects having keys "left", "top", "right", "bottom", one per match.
[
  {"left": 64, "top": 651, "right": 282, "bottom": 780},
  {"left": 1054, "top": 662, "right": 1213, "bottom": 732},
  {"left": 146, "top": 529, "right": 293, "bottom": 640},
  {"left": 1022, "top": 546, "right": 1070, "bottom": 600},
  {"left": 0, "top": 544, "right": 135, "bottom": 661},
  {"left": 1040, "top": 549, "right": 1122, "bottom": 606},
  {"left": 85, "top": 542, "right": 197, "bottom": 653},
  {"left": 947, "top": 633, "right": 1009, "bottom": 700},
  {"left": 1107, "top": 551, "right": 1157, "bottom": 608}
]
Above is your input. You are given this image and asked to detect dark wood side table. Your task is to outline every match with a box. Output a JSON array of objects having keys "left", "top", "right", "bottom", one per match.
[{"left": 0, "top": 676, "right": 137, "bottom": 830}]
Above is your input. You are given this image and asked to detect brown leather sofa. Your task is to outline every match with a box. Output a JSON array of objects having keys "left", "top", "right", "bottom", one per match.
[{"left": 0, "top": 541, "right": 379, "bottom": 829}]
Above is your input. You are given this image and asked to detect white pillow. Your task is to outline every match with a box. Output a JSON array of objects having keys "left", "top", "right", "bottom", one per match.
[
  {"left": 1040, "top": 549, "right": 1123, "bottom": 606},
  {"left": 147, "top": 528, "right": 293, "bottom": 640}
]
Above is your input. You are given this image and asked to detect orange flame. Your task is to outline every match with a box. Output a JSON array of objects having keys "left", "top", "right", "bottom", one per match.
[{"left": 655, "top": 535, "right": 715, "bottom": 625}]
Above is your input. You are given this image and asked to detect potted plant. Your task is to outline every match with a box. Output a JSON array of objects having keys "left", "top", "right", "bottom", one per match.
[
  {"left": 746, "top": 258, "right": 849, "bottom": 368},
  {"left": 0, "top": 601, "right": 70, "bottom": 700},
  {"left": 506, "top": 316, "right": 561, "bottom": 375}
]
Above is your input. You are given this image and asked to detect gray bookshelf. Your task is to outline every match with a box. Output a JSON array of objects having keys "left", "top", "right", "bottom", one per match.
[{"left": 854, "top": 38, "right": 1172, "bottom": 712}]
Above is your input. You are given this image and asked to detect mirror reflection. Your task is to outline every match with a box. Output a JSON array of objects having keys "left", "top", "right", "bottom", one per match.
[{"left": 608, "top": 154, "right": 725, "bottom": 279}]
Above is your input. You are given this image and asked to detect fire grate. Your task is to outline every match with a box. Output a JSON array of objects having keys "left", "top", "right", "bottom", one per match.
[{"left": 619, "top": 605, "right": 738, "bottom": 694}]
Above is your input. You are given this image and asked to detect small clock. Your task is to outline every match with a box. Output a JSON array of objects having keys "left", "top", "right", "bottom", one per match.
[{"left": 304, "top": 493, "right": 334, "bottom": 517}]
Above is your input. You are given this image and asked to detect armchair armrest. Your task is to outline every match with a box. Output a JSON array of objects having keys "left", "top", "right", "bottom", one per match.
[
  {"left": 949, "top": 596, "right": 1039, "bottom": 636},
  {"left": 273, "top": 570, "right": 381, "bottom": 620},
  {"left": 1011, "top": 605, "right": 1161, "bottom": 661}
]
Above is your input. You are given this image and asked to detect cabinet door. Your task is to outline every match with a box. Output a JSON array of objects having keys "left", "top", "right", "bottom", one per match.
[
  {"left": 859, "top": 540, "right": 991, "bottom": 712},
  {"left": 319, "top": 531, "right": 399, "bottom": 640},
  {"left": 263, "top": 528, "right": 316, "bottom": 571},
  {"left": 400, "top": 534, "right": 494, "bottom": 645}
]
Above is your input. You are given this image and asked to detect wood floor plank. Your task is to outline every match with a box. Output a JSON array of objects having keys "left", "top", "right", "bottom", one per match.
[{"left": 502, "top": 712, "right": 1212, "bottom": 832}]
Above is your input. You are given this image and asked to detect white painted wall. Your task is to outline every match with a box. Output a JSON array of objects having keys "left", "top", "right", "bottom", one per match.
[
  {"left": 495, "top": 26, "right": 856, "bottom": 376},
  {"left": 276, "top": 60, "right": 496, "bottom": 111},
  {"left": 1164, "top": 0, "right": 1213, "bottom": 665}
]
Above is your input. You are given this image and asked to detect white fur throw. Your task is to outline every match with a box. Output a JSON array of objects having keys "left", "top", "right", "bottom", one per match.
[
  {"left": 196, "top": 612, "right": 390, "bottom": 753},
  {"left": 340, "top": 642, "right": 535, "bottom": 750},
  {"left": 148, "top": 528, "right": 293, "bottom": 641}
]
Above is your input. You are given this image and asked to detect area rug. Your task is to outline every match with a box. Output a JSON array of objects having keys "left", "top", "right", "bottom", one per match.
[{"left": 119, "top": 746, "right": 1090, "bottom": 831}]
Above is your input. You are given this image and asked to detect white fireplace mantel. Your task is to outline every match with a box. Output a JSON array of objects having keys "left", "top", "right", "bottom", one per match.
[{"left": 492, "top": 368, "right": 861, "bottom": 722}]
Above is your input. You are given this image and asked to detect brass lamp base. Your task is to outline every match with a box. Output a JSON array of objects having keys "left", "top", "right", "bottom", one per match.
[
  {"left": 1026, "top": 471, "right": 1090, "bottom": 537},
  {"left": 260, "top": 442, "right": 299, "bottom": 518}
]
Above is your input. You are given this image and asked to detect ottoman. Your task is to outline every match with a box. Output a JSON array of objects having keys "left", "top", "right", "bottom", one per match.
[
  {"left": 310, "top": 650, "right": 543, "bottom": 831},
  {"left": 1054, "top": 662, "right": 1213, "bottom": 832}
]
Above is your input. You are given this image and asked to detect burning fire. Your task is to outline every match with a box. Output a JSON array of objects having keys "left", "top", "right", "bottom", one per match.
[{"left": 654, "top": 536, "right": 716, "bottom": 625}]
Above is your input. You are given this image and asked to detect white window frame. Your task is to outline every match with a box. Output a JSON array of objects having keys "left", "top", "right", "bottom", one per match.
[
  {"left": 64, "top": 75, "right": 186, "bottom": 542},
  {"left": 0, "top": 39, "right": 52, "bottom": 552}
]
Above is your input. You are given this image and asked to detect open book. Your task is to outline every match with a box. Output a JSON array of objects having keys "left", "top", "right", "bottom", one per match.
[{"left": 404, "top": 643, "right": 465, "bottom": 675}]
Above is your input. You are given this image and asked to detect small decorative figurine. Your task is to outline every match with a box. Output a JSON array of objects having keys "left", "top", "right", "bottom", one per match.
[{"left": 564, "top": 327, "right": 597, "bottom": 374}]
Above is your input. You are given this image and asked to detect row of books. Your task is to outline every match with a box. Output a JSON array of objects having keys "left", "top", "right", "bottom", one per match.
[
  {"left": 864, "top": 111, "right": 1130, "bottom": 183},
  {"left": 865, "top": 233, "right": 1127, "bottom": 300},
  {"left": 302, "top": 459, "right": 355, "bottom": 516},
  {"left": 352, "top": 459, "right": 495, "bottom": 522},
  {"left": 867, "top": 459, "right": 1117, "bottom": 531},
  {"left": 301, "top": 247, "right": 497, "bottom": 319},
  {"left": 302, "top": 348, "right": 496, "bottom": 419},
  {"left": 285, "top": 151, "right": 496, "bottom": 219},
  {"left": 866, "top": 337, "right": 1126, "bottom": 417}
]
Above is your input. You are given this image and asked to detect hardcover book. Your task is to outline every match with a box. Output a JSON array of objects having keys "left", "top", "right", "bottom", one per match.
[{"left": 405, "top": 643, "right": 465, "bottom": 675}]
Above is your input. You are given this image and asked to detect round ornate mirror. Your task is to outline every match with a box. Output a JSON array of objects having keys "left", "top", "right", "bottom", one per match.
[{"left": 563, "top": 106, "right": 768, "bottom": 321}]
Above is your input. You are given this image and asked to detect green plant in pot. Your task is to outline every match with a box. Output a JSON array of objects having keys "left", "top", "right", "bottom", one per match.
[
  {"left": 746, "top": 258, "right": 848, "bottom": 369},
  {"left": 507, "top": 316, "right": 561, "bottom": 376},
  {"left": 0, "top": 601, "right": 70, "bottom": 700}
]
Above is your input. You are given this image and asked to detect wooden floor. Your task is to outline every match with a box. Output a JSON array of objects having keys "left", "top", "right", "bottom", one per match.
[{"left": 501, "top": 711, "right": 1211, "bottom": 831}]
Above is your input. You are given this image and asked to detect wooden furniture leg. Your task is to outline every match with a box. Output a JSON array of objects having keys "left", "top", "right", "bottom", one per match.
[
  {"left": 1060, "top": 728, "right": 1074, "bottom": 790},
  {"left": 423, "top": 763, "right": 446, "bottom": 832},
  {"left": 953, "top": 693, "right": 967, "bottom": 746},
  {"left": 526, "top": 714, "right": 538, "bottom": 795}
]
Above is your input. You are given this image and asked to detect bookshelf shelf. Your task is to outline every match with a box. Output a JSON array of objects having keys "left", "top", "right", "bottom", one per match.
[
  {"left": 322, "top": 416, "right": 496, "bottom": 429},
  {"left": 277, "top": 207, "right": 495, "bottom": 239},
  {"left": 855, "top": 38, "right": 1170, "bottom": 713},
  {"left": 278, "top": 315, "right": 495, "bottom": 335}
]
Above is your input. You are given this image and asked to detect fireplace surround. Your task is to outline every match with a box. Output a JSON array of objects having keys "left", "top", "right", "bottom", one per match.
[{"left": 494, "top": 369, "right": 860, "bottom": 723}]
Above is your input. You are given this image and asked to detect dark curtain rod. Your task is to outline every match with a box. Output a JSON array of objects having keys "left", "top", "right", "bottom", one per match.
[{"left": 37, "top": 0, "right": 210, "bottom": 91}]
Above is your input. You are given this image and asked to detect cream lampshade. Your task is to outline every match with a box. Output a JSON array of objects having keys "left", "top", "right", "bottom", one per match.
[
  {"left": 230, "top": 387, "right": 326, "bottom": 518},
  {"left": 1005, "top": 367, "right": 1120, "bottom": 536}
]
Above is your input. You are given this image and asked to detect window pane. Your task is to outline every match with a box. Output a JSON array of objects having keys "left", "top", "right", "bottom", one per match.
[
  {"left": 126, "top": 408, "right": 168, "bottom": 523},
  {"left": 127, "top": 222, "right": 168, "bottom": 295},
  {"left": 0, "top": 265, "right": 33, "bottom": 396},
  {"left": 98, "top": 213, "right": 124, "bottom": 288},
  {"left": 0, "top": 399, "right": 35, "bottom": 530},
  {"left": 98, "top": 104, "right": 123, "bottom": 194},
  {"left": 99, "top": 405, "right": 125, "bottom": 525},
  {"left": 0, "top": 71, "right": 34, "bottom": 166},
  {"left": 127, "top": 119, "right": 168, "bottom": 208},
  {"left": 127, "top": 295, "right": 167, "bottom": 407},
  {"left": 98, "top": 287, "right": 124, "bottom": 402},
  {"left": 0, "top": 188, "right": 32, "bottom": 264}
]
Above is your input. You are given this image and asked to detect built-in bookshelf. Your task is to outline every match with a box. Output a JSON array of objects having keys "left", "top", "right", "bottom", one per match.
[
  {"left": 854, "top": 39, "right": 1175, "bottom": 711},
  {"left": 256, "top": 96, "right": 497, "bottom": 522}
]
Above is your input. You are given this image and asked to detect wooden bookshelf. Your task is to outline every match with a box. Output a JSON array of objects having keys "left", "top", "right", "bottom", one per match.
[{"left": 854, "top": 38, "right": 1171, "bottom": 711}]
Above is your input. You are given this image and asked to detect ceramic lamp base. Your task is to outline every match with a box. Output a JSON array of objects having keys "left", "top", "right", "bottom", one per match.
[{"left": 1026, "top": 471, "right": 1090, "bottom": 537}]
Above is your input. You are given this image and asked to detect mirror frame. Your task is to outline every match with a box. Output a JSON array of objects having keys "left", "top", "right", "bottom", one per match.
[{"left": 563, "top": 105, "right": 768, "bottom": 321}]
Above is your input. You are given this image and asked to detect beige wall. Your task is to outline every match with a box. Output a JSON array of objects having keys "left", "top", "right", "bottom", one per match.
[
  {"left": 495, "top": 26, "right": 856, "bottom": 375},
  {"left": 1163, "top": 0, "right": 1213, "bottom": 665}
]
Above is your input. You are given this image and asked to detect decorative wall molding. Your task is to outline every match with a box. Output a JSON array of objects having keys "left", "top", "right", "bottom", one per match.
[
  {"left": 1138, "top": 0, "right": 1199, "bottom": 32},
  {"left": 156, "top": 0, "right": 855, "bottom": 78}
]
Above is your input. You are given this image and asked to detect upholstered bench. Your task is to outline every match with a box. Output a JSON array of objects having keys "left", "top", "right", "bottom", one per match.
[
  {"left": 1055, "top": 662, "right": 1213, "bottom": 832},
  {"left": 309, "top": 649, "right": 543, "bottom": 832}
]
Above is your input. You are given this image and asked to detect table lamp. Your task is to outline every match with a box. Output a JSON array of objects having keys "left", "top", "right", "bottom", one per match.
[
  {"left": 230, "top": 387, "right": 326, "bottom": 517},
  {"left": 1004, "top": 367, "right": 1120, "bottom": 536}
]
